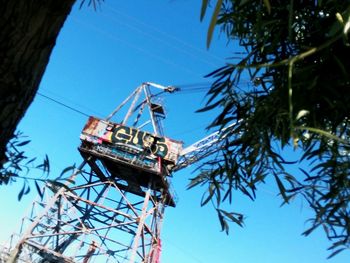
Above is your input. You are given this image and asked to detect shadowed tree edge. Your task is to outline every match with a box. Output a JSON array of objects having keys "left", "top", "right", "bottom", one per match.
[{"left": 0, "top": 0, "right": 76, "bottom": 167}]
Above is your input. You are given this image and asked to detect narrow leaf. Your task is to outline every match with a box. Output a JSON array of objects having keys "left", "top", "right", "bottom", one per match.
[
  {"left": 201, "top": 185, "right": 215, "bottom": 206},
  {"left": 187, "top": 175, "right": 206, "bottom": 190},
  {"left": 24, "top": 185, "right": 30, "bottom": 195},
  {"left": 273, "top": 173, "right": 289, "bottom": 204},
  {"left": 18, "top": 183, "right": 26, "bottom": 201},
  {"left": 25, "top": 157, "right": 37, "bottom": 165},
  {"left": 46, "top": 180, "right": 74, "bottom": 193},
  {"left": 44, "top": 154, "right": 50, "bottom": 174},
  {"left": 58, "top": 177, "right": 76, "bottom": 185},
  {"left": 327, "top": 248, "right": 346, "bottom": 259},
  {"left": 263, "top": 0, "right": 271, "bottom": 14},
  {"left": 217, "top": 209, "right": 229, "bottom": 234},
  {"left": 200, "top": 0, "right": 209, "bottom": 21},
  {"left": 221, "top": 210, "right": 244, "bottom": 227},
  {"left": 295, "top": 110, "right": 309, "bottom": 121},
  {"left": 207, "top": 0, "right": 223, "bottom": 48},
  {"left": 196, "top": 99, "right": 222, "bottom": 113},
  {"left": 57, "top": 165, "right": 76, "bottom": 180},
  {"left": 16, "top": 140, "right": 31, "bottom": 147},
  {"left": 295, "top": 126, "right": 350, "bottom": 145},
  {"left": 302, "top": 223, "right": 319, "bottom": 236},
  {"left": 35, "top": 180, "right": 44, "bottom": 200}
]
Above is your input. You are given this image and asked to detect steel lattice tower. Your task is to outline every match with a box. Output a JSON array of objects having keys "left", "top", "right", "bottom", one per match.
[{"left": 1, "top": 83, "right": 182, "bottom": 263}]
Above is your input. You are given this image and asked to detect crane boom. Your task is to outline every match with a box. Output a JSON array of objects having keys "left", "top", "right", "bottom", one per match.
[{"left": 173, "top": 124, "right": 234, "bottom": 171}]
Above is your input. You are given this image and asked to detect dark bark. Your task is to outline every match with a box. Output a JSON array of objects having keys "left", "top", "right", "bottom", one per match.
[{"left": 0, "top": 0, "right": 76, "bottom": 166}]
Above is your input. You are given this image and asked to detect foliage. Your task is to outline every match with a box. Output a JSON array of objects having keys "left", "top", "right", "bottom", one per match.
[
  {"left": 195, "top": 0, "right": 350, "bottom": 257},
  {"left": 79, "top": 0, "right": 104, "bottom": 10},
  {"left": 0, "top": 132, "right": 50, "bottom": 200}
]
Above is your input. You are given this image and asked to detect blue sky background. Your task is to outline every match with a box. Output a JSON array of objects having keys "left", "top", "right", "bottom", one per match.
[{"left": 1, "top": 1, "right": 349, "bottom": 262}]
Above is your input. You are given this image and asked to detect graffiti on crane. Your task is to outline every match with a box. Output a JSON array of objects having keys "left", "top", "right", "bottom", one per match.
[
  {"left": 111, "top": 125, "right": 168, "bottom": 158},
  {"left": 80, "top": 117, "right": 182, "bottom": 162}
]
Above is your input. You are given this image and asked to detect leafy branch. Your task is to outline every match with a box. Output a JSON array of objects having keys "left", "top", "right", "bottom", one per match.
[
  {"left": 0, "top": 131, "right": 50, "bottom": 200},
  {"left": 197, "top": 0, "right": 350, "bottom": 257}
]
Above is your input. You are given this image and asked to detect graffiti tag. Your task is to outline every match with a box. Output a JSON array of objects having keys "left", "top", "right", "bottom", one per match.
[{"left": 111, "top": 125, "right": 168, "bottom": 158}]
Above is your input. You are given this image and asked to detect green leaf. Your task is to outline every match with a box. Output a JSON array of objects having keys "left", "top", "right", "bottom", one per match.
[
  {"left": 58, "top": 177, "right": 76, "bottom": 185},
  {"left": 295, "top": 126, "right": 350, "bottom": 146},
  {"left": 273, "top": 173, "right": 289, "bottom": 204},
  {"left": 201, "top": 184, "right": 215, "bottom": 206},
  {"left": 25, "top": 157, "right": 37, "bottom": 165},
  {"left": 263, "top": 0, "right": 271, "bottom": 14},
  {"left": 18, "top": 183, "right": 26, "bottom": 201},
  {"left": 302, "top": 223, "right": 320, "bottom": 236},
  {"left": 295, "top": 110, "right": 310, "bottom": 121},
  {"left": 207, "top": 0, "right": 223, "bottom": 48},
  {"left": 37, "top": 155, "right": 50, "bottom": 174},
  {"left": 239, "top": 185, "right": 255, "bottom": 201},
  {"left": 24, "top": 185, "right": 30, "bottom": 195},
  {"left": 35, "top": 180, "right": 44, "bottom": 200},
  {"left": 46, "top": 180, "right": 74, "bottom": 194},
  {"left": 15, "top": 140, "right": 31, "bottom": 147},
  {"left": 44, "top": 154, "right": 50, "bottom": 174},
  {"left": 222, "top": 187, "right": 232, "bottom": 203},
  {"left": 220, "top": 209, "right": 244, "bottom": 227},
  {"left": 57, "top": 165, "right": 76, "bottom": 180},
  {"left": 196, "top": 100, "right": 222, "bottom": 113},
  {"left": 187, "top": 175, "right": 206, "bottom": 190},
  {"left": 200, "top": 0, "right": 209, "bottom": 21},
  {"left": 327, "top": 248, "right": 346, "bottom": 259},
  {"left": 217, "top": 209, "right": 229, "bottom": 234}
]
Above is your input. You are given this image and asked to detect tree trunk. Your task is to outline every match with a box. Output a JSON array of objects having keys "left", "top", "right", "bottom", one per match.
[{"left": 0, "top": 0, "right": 76, "bottom": 166}]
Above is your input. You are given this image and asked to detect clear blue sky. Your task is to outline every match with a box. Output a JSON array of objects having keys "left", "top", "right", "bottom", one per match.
[{"left": 1, "top": 1, "right": 349, "bottom": 262}]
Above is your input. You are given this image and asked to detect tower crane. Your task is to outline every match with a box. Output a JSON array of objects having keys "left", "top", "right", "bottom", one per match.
[{"left": 0, "top": 83, "right": 228, "bottom": 263}]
